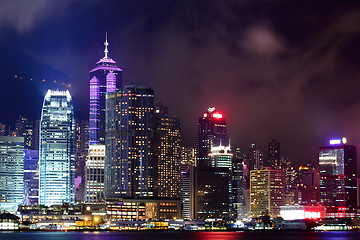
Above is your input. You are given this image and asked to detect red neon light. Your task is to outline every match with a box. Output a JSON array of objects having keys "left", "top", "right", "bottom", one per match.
[
  {"left": 212, "top": 113, "right": 223, "bottom": 119},
  {"left": 203, "top": 113, "right": 208, "bottom": 118}
]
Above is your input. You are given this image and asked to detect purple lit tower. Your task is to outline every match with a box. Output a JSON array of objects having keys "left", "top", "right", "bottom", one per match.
[{"left": 89, "top": 33, "right": 122, "bottom": 145}]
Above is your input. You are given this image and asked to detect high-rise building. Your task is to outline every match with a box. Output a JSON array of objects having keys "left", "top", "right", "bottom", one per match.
[
  {"left": 319, "top": 138, "right": 357, "bottom": 218},
  {"left": 232, "top": 157, "right": 246, "bottom": 220},
  {"left": 180, "top": 147, "right": 196, "bottom": 220},
  {"left": 196, "top": 107, "right": 228, "bottom": 168},
  {"left": 23, "top": 149, "right": 39, "bottom": 205},
  {"left": 39, "top": 90, "right": 75, "bottom": 206},
  {"left": 105, "top": 84, "right": 154, "bottom": 198},
  {"left": 85, "top": 145, "right": 105, "bottom": 203},
  {"left": 268, "top": 139, "right": 280, "bottom": 168},
  {"left": 0, "top": 122, "right": 6, "bottom": 136},
  {"left": 194, "top": 167, "right": 230, "bottom": 219},
  {"left": 75, "top": 120, "right": 89, "bottom": 202},
  {"left": 249, "top": 144, "right": 264, "bottom": 171},
  {"left": 250, "top": 167, "right": 285, "bottom": 218},
  {"left": 89, "top": 34, "right": 122, "bottom": 145},
  {"left": 11, "top": 116, "right": 36, "bottom": 150},
  {"left": 0, "top": 136, "right": 24, "bottom": 211},
  {"left": 154, "top": 103, "right": 181, "bottom": 198}
]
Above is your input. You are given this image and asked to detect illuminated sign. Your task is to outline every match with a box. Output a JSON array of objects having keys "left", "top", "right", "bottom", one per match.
[
  {"left": 329, "top": 139, "right": 341, "bottom": 145},
  {"left": 203, "top": 113, "right": 208, "bottom": 118},
  {"left": 212, "top": 113, "right": 223, "bottom": 119},
  {"left": 208, "top": 107, "right": 215, "bottom": 113}
]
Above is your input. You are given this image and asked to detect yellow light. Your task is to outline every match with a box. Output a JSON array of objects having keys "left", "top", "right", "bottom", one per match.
[
  {"left": 94, "top": 217, "right": 99, "bottom": 222},
  {"left": 86, "top": 206, "right": 91, "bottom": 211},
  {"left": 342, "top": 137, "right": 347, "bottom": 144}
]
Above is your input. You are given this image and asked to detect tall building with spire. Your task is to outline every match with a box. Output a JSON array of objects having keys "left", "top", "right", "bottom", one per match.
[
  {"left": 89, "top": 33, "right": 122, "bottom": 145},
  {"left": 39, "top": 90, "right": 75, "bottom": 206}
]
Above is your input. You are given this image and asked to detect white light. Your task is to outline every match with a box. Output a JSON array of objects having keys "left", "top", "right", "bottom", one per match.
[
  {"left": 342, "top": 137, "right": 347, "bottom": 144},
  {"left": 330, "top": 139, "right": 341, "bottom": 145}
]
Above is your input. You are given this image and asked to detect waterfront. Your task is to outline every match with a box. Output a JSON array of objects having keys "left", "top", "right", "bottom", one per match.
[{"left": 1, "top": 231, "right": 360, "bottom": 240}]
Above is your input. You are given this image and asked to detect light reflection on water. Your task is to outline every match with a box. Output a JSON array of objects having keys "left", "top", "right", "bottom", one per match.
[{"left": 1, "top": 231, "right": 360, "bottom": 240}]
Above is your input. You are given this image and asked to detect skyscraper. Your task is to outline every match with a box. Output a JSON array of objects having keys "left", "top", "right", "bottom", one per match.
[
  {"left": 249, "top": 144, "right": 264, "bottom": 171},
  {"left": 319, "top": 138, "right": 357, "bottom": 218},
  {"left": 75, "top": 120, "right": 89, "bottom": 201},
  {"left": 89, "top": 34, "right": 122, "bottom": 145},
  {"left": 105, "top": 84, "right": 154, "bottom": 198},
  {"left": 154, "top": 103, "right": 181, "bottom": 198},
  {"left": 250, "top": 168, "right": 285, "bottom": 218},
  {"left": 23, "top": 149, "right": 39, "bottom": 205},
  {"left": 268, "top": 139, "right": 280, "bottom": 168},
  {"left": 39, "top": 90, "right": 75, "bottom": 206},
  {"left": 0, "top": 136, "right": 24, "bottom": 211},
  {"left": 85, "top": 144, "right": 105, "bottom": 203},
  {"left": 196, "top": 107, "right": 228, "bottom": 168}
]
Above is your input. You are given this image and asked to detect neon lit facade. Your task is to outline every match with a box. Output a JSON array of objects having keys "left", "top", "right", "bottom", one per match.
[
  {"left": 39, "top": 90, "right": 75, "bottom": 206},
  {"left": 89, "top": 35, "right": 122, "bottom": 145},
  {"left": 85, "top": 144, "right": 105, "bottom": 203},
  {"left": 319, "top": 141, "right": 357, "bottom": 218}
]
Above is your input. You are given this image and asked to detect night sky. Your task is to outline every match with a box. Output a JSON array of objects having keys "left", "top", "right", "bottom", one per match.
[{"left": 1, "top": 0, "right": 360, "bottom": 165}]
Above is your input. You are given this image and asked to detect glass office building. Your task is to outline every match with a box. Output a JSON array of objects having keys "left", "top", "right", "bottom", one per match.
[{"left": 39, "top": 90, "right": 75, "bottom": 206}]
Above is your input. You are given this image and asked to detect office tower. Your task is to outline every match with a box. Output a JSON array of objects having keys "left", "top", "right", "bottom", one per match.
[
  {"left": 85, "top": 145, "right": 105, "bottom": 203},
  {"left": 196, "top": 107, "right": 228, "bottom": 168},
  {"left": 154, "top": 103, "right": 181, "bottom": 198},
  {"left": 39, "top": 90, "right": 75, "bottom": 206},
  {"left": 268, "top": 139, "right": 280, "bottom": 167},
  {"left": 296, "top": 167, "right": 320, "bottom": 206},
  {"left": 180, "top": 147, "right": 196, "bottom": 220},
  {"left": 11, "top": 116, "right": 35, "bottom": 150},
  {"left": 75, "top": 120, "right": 89, "bottom": 201},
  {"left": 89, "top": 34, "right": 122, "bottom": 145},
  {"left": 105, "top": 84, "right": 154, "bottom": 198},
  {"left": 319, "top": 138, "right": 357, "bottom": 218},
  {"left": 0, "top": 136, "right": 24, "bottom": 211},
  {"left": 250, "top": 168, "right": 285, "bottom": 218},
  {"left": 249, "top": 144, "right": 264, "bottom": 171},
  {"left": 232, "top": 157, "right": 246, "bottom": 220},
  {"left": 23, "top": 150, "right": 39, "bottom": 205},
  {"left": 0, "top": 122, "right": 6, "bottom": 136},
  {"left": 195, "top": 167, "right": 230, "bottom": 219}
]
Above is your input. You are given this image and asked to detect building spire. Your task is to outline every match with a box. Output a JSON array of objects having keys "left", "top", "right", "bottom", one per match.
[{"left": 104, "top": 32, "right": 109, "bottom": 59}]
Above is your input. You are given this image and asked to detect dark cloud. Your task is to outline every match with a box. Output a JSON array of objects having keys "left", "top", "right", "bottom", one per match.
[{"left": 1, "top": 0, "right": 360, "bottom": 165}]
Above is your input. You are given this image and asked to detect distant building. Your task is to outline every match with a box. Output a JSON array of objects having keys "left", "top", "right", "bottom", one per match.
[
  {"left": 196, "top": 107, "right": 228, "bottom": 168},
  {"left": 0, "top": 123, "right": 6, "bottom": 136},
  {"left": 0, "top": 136, "right": 24, "bottom": 211},
  {"left": 154, "top": 103, "right": 181, "bottom": 198},
  {"left": 105, "top": 84, "right": 154, "bottom": 198},
  {"left": 85, "top": 145, "right": 105, "bottom": 203},
  {"left": 23, "top": 150, "right": 39, "bottom": 205},
  {"left": 232, "top": 157, "right": 246, "bottom": 220},
  {"left": 250, "top": 168, "right": 285, "bottom": 218},
  {"left": 319, "top": 138, "right": 358, "bottom": 218},
  {"left": 180, "top": 147, "right": 196, "bottom": 220},
  {"left": 75, "top": 120, "right": 89, "bottom": 202},
  {"left": 39, "top": 90, "right": 75, "bottom": 206},
  {"left": 268, "top": 139, "right": 280, "bottom": 168},
  {"left": 249, "top": 144, "right": 264, "bottom": 171},
  {"left": 89, "top": 34, "right": 122, "bottom": 145}
]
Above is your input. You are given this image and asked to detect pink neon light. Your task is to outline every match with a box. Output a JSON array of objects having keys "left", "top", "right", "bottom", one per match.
[
  {"left": 212, "top": 113, "right": 223, "bottom": 119},
  {"left": 106, "top": 72, "right": 116, "bottom": 93}
]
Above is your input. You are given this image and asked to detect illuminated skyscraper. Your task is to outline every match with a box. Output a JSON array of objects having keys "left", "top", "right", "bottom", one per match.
[
  {"left": 249, "top": 144, "right": 264, "bottom": 171},
  {"left": 196, "top": 107, "right": 228, "bottom": 168},
  {"left": 39, "top": 90, "right": 75, "bottom": 206},
  {"left": 85, "top": 144, "right": 105, "bottom": 203},
  {"left": 23, "top": 149, "right": 39, "bottom": 205},
  {"left": 75, "top": 120, "right": 89, "bottom": 201},
  {"left": 180, "top": 147, "right": 196, "bottom": 219},
  {"left": 105, "top": 84, "right": 154, "bottom": 198},
  {"left": 319, "top": 138, "right": 357, "bottom": 218},
  {"left": 0, "top": 136, "right": 24, "bottom": 211},
  {"left": 89, "top": 34, "right": 122, "bottom": 145},
  {"left": 250, "top": 168, "right": 285, "bottom": 218},
  {"left": 154, "top": 103, "right": 181, "bottom": 198}
]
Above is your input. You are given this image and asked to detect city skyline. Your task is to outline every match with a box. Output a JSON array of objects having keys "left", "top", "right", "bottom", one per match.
[{"left": 1, "top": 1, "right": 360, "bottom": 165}]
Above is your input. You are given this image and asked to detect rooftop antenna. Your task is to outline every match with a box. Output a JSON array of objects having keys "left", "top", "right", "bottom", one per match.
[{"left": 104, "top": 32, "right": 109, "bottom": 59}]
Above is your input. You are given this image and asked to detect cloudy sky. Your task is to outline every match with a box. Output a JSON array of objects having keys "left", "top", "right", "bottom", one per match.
[{"left": 1, "top": 0, "right": 360, "bottom": 165}]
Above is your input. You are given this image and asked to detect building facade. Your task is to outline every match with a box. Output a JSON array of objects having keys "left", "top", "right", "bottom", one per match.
[
  {"left": 0, "top": 136, "right": 24, "bottom": 209},
  {"left": 23, "top": 149, "right": 39, "bottom": 205},
  {"left": 319, "top": 139, "right": 358, "bottom": 218},
  {"left": 89, "top": 35, "right": 122, "bottom": 145},
  {"left": 85, "top": 144, "right": 105, "bottom": 203},
  {"left": 268, "top": 139, "right": 280, "bottom": 168},
  {"left": 39, "top": 90, "right": 75, "bottom": 206},
  {"left": 154, "top": 103, "right": 181, "bottom": 198},
  {"left": 196, "top": 107, "right": 228, "bottom": 168},
  {"left": 105, "top": 84, "right": 154, "bottom": 198},
  {"left": 250, "top": 168, "right": 285, "bottom": 218}
]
